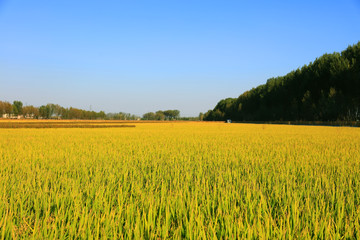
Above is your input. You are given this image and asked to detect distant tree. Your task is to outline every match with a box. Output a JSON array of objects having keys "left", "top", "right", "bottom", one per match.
[
  {"left": 106, "top": 112, "right": 133, "bottom": 120},
  {"left": 163, "top": 110, "right": 180, "bottom": 120},
  {"left": 163, "top": 110, "right": 171, "bottom": 120},
  {"left": 68, "top": 107, "right": 82, "bottom": 119},
  {"left": 155, "top": 111, "right": 165, "bottom": 120},
  {"left": 0, "top": 100, "right": 110, "bottom": 120},
  {"left": 199, "top": 112, "right": 204, "bottom": 121},
  {"left": 97, "top": 111, "right": 106, "bottom": 119},
  {"left": 22, "top": 105, "right": 39, "bottom": 118},
  {"left": 47, "top": 104, "right": 62, "bottom": 118},
  {"left": 178, "top": 116, "right": 200, "bottom": 121},
  {"left": 0, "top": 101, "right": 12, "bottom": 116},
  {"left": 39, "top": 105, "right": 51, "bottom": 119},
  {"left": 0, "top": 101, "right": 4, "bottom": 115},
  {"left": 61, "top": 107, "right": 69, "bottom": 119},
  {"left": 12, "top": 101, "right": 23, "bottom": 115},
  {"left": 45, "top": 104, "right": 56, "bottom": 118},
  {"left": 143, "top": 112, "right": 156, "bottom": 120},
  {"left": 172, "top": 110, "right": 180, "bottom": 119}
]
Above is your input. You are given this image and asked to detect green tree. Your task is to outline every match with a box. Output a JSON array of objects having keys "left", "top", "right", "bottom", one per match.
[
  {"left": 155, "top": 111, "right": 165, "bottom": 120},
  {"left": 143, "top": 112, "right": 156, "bottom": 120},
  {"left": 39, "top": 105, "right": 51, "bottom": 119},
  {"left": 163, "top": 110, "right": 180, "bottom": 120},
  {"left": 199, "top": 112, "right": 204, "bottom": 121},
  {"left": 205, "top": 41, "right": 360, "bottom": 122},
  {"left": 12, "top": 101, "right": 23, "bottom": 115}
]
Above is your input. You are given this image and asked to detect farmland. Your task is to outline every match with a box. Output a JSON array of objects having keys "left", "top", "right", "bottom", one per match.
[{"left": 0, "top": 121, "right": 359, "bottom": 239}]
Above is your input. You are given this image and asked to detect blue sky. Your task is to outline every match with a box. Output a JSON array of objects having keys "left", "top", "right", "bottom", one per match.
[{"left": 1, "top": 0, "right": 360, "bottom": 116}]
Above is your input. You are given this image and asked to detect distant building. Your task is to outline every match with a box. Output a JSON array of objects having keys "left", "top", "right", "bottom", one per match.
[
  {"left": 226, "top": 119, "right": 232, "bottom": 123},
  {"left": 1, "top": 114, "right": 25, "bottom": 119},
  {"left": 24, "top": 114, "right": 35, "bottom": 119}
]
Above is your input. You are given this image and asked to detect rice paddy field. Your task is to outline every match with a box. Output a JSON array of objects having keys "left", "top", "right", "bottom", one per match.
[{"left": 0, "top": 121, "right": 359, "bottom": 239}]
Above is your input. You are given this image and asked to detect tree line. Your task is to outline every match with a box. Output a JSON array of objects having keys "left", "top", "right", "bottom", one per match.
[
  {"left": 0, "top": 101, "right": 108, "bottom": 119},
  {"left": 0, "top": 101, "right": 185, "bottom": 120},
  {"left": 142, "top": 110, "right": 180, "bottom": 120},
  {"left": 204, "top": 42, "right": 360, "bottom": 122}
]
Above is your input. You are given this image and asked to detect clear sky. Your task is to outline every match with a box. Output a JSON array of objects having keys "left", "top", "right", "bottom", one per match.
[{"left": 1, "top": 0, "right": 360, "bottom": 116}]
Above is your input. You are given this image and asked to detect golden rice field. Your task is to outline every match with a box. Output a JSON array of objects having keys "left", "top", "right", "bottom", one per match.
[{"left": 0, "top": 121, "right": 359, "bottom": 239}]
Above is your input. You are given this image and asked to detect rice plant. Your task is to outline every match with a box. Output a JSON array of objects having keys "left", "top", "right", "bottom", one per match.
[{"left": 0, "top": 122, "right": 359, "bottom": 239}]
